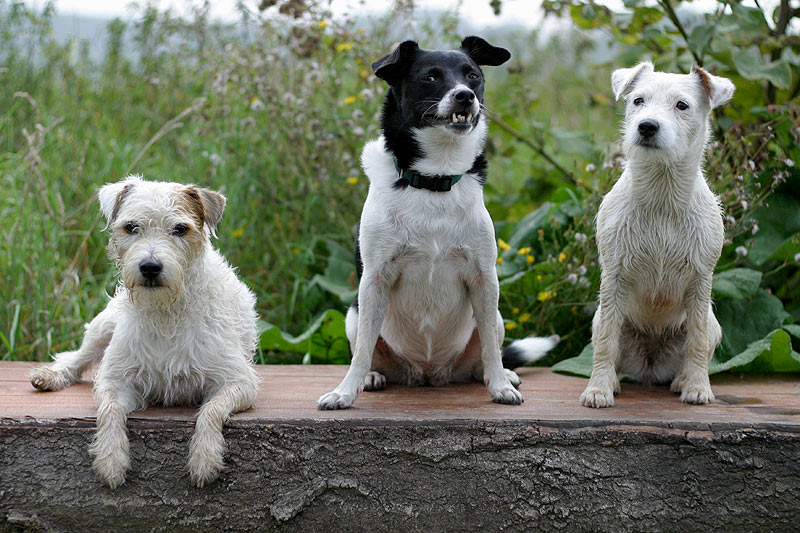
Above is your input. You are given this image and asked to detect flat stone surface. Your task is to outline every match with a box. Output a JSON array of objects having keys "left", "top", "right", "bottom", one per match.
[{"left": 2, "top": 362, "right": 799, "bottom": 431}]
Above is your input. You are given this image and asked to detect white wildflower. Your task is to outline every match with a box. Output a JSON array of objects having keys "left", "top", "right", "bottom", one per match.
[
  {"left": 584, "top": 163, "right": 596, "bottom": 173},
  {"left": 574, "top": 232, "right": 587, "bottom": 244},
  {"left": 352, "top": 126, "right": 366, "bottom": 137},
  {"left": 741, "top": 200, "right": 748, "bottom": 210},
  {"left": 735, "top": 246, "right": 748, "bottom": 257},
  {"left": 751, "top": 223, "right": 759, "bottom": 235},
  {"left": 748, "top": 160, "right": 756, "bottom": 171},
  {"left": 567, "top": 273, "right": 578, "bottom": 285},
  {"left": 795, "top": 253, "right": 800, "bottom": 264},
  {"left": 577, "top": 265, "right": 587, "bottom": 275},
  {"left": 578, "top": 276, "right": 591, "bottom": 288},
  {"left": 359, "top": 88, "right": 374, "bottom": 101},
  {"left": 250, "top": 98, "right": 265, "bottom": 111},
  {"left": 725, "top": 216, "right": 736, "bottom": 225},
  {"left": 786, "top": 159, "right": 795, "bottom": 168}
]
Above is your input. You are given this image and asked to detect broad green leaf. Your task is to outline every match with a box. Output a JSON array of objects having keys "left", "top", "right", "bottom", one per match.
[
  {"left": 551, "top": 342, "right": 593, "bottom": 377},
  {"left": 749, "top": 193, "right": 800, "bottom": 265},
  {"left": 309, "top": 240, "right": 357, "bottom": 305},
  {"left": 260, "top": 309, "right": 350, "bottom": 364},
  {"left": 712, "top": 268, "right": 762, "bottom": 299},
  {"left": 715, "top": 289, "right": 789, "bottom": 362},
  {"left": 507, "top": 202, "right": 554, "bottom": 250},
  {"left": 732, "top": 47, "right": 792, "bottom": 89},
  {"left": 687, "top": 23, "right": 714, "bottom": 57}
]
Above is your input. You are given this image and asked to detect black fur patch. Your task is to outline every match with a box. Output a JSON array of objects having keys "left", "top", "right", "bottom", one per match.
[{"left": 353, "top": 222, "right": 363, "bottom": 280}]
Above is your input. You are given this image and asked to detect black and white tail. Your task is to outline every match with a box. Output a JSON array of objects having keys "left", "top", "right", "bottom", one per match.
[{"left": 502, "top": 335, "right": 560, "bottom": 370}]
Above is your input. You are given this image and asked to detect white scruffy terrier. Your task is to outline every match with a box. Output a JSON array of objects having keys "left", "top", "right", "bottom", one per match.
[
  {"left": 29, "top": 176, "right": 259, "bottom": 487},
  {"left": 581, "top": 62, "right": 734, "bottom": 408}
]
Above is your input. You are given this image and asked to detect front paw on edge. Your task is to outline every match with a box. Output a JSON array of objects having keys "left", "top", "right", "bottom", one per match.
[
  {"left": 317, "top": 390, "right": 356, "bottom": 410},
  {"left": 580, "top": 386, "right": 615, "bottom": 408}
]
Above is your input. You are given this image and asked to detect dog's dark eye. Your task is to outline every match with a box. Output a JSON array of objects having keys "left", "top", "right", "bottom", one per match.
[
  {"left": 172, "top": 224, "right": 189, "bottom": 237},
  {"left": 423, "top": 74, "right": 438, "bottom": 82},
  {"left": 676, "top": 101, "right": 689, "bottom": 110},
  {"left": 467, "top": 72, "right": 480, "bottom": 81},
  {"left": 633, "top": 97, "right": 644, "bottom": 106},
  {"left": 123, "top": 222, "right": 138, "bottom": 234}
]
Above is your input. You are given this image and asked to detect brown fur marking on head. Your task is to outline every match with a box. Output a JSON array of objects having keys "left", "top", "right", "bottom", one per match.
[
  {"left": 110, "top": 183, "right": 134, "bottom": 223},
  {"left": 197, "top": 188, "right": 226, "bottom": 232},
  {"left": 176, "top": 186, "right": 207, "bottom": 230},
  {"left": 691, "top": 66, "right": 714, "bottom": 102}
]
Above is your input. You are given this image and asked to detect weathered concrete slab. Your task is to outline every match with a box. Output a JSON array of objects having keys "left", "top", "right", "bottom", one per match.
[{"left": 1, "top": 362, "right": 799, "bottom": 532}]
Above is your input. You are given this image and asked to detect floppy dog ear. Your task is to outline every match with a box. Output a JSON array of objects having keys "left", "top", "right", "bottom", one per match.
[
  {"left": 372, "top": 40, "right": 420, "bottom": 85},
  {"left": 460, "top": 36, "right": 510, "bottom": 66},
  {"left": 691, "top": 66, "right": 735, "bottom": 109},
  {"left": 197, "top": 188, "right": 226, "bottom": 235},
  {"left": 611, "top": 61, "right": 654, "bottom": 100},
  {"left": 98, "top": 175, "right": 140, "bottom": 223}
]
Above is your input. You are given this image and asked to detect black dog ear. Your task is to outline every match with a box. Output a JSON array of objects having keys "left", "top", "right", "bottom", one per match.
[
  {"left": 460, "top": 36, "right": 510, "bottom": 66},
  {"left": 372, "top": 40, "right": 420, "bottom": 85}
]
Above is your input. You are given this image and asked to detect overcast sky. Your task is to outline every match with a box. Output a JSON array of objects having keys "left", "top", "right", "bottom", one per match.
[{"left": 26, "top": 0, "right": 732, "bottom": 26}]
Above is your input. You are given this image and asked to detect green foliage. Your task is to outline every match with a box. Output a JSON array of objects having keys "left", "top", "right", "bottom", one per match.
[{"left": 1, "top": 0, "right": 798, "bottom": 379}]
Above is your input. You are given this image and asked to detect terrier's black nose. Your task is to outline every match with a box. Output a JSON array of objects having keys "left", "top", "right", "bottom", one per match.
[
  {"left": 454, "top": 89, "right": 475, "bottom": 104},
  {"left": 139, "top": 260, "right": 163, "bottom": 280},
  {"left": 638, "top": 120, "right": 659, "bottom": 138}
]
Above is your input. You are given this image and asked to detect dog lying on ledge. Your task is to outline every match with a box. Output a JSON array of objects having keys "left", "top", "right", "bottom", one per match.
[{"left": 29, "top": 176, "right": 259, "bottom": 488}]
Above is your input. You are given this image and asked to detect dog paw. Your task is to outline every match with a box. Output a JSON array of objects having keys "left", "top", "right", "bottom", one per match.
[
  {"left": 489, "top": 381, "right": 524, "bottom": 405},
  {"left": 580, "top": 386, "right": 615, "bottom": 408},
  {"left": 503, "top": 369, "right": 522, "bottom": 388},
  {"left": 91, "top": 449, "right": 130, "bottom": 489},
  {"left": 188, "top": 436, "right": 225, "bottom": 488},
  {"left": 29, "top": 366, "right": 71, "bottom": 391},
  {"left": 317, "top": 389, "right": 356, "bottom": 410},
  {"left": 363, "top": 371, "right": 386, "bottom": 391},
  {"left": 672, "top": 373, "right": 714, "bottom": 404}
]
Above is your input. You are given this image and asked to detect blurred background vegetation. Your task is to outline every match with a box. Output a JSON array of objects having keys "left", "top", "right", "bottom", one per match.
[{"left": 1, "top": 0, "right": 798, "bottom": 372}]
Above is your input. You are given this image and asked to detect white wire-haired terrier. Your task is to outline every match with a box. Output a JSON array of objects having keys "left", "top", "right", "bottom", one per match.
[
  {"left": 581, "top": 62, "right": 734, "bottom": 408},
  {"left": 29, "top": 176, "right": 259, "bottom": 487}
]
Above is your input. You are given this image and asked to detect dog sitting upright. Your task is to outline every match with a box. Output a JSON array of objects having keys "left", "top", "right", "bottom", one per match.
[
  {"left": 317, "top": 37, "right": 558, "bottom": 410},
  {"left": 581, "top": 62, "right": 734, "bottom": 408},
  {"left": 29, "top": 176, "right": 259, "bottom": 487}
]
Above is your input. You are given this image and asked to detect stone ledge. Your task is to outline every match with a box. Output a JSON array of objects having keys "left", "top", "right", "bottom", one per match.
[{"left": 1, "top": 362, "right": 799, "bottom": 532}]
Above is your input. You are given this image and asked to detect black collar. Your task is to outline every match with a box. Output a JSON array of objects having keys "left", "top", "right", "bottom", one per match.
[{"left": 393, "top": 159, "right": 464, "bottom": 192}]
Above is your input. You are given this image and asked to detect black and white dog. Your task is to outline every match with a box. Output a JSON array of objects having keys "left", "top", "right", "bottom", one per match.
[{"left": 317, "top": 37, "right": 558, "bottom": 410}]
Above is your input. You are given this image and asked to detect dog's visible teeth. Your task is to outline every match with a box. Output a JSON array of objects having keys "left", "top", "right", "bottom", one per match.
[
  {"left": 452, "top": 113, "right": 457, "bottom": 122},
  {"left": 467, "top": 113, "right": 472, "bottom": 122}
]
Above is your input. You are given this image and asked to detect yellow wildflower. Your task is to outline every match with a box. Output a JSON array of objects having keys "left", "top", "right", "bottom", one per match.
[
  {"left": 571, "top": 306, "right": 578, "bottom": 312},
  {"left": 355, "top": 57, "right": 362, "bottom": 64},
  {"left": 537, "top": 274, "right": 542, "bottom": 280},
  {"left": 336, "top": 42, "right": 354, "bottom": 52},
  {"left": 558, "top": 252, "right": 567, "bottom": 262},
  {"left": 496, "top": 257, "right": 503, "bottom": 264},
  {"left": 518, "top": 313, "right": 531, "bottom": 323},
  {"left": 317, "top": 21, "right": 329, "bottom": 29},
  {"left": 232, "top": 227, "right": 244, "bottom": 238},
  {"left": 537, "top": 229, "right": 544, "bottom": 237},
  {"left": 346, "top": 176, "right": 359, "bottom": 185},
  {"left": 512, "top": 307, "right": 519, "bottom": 314},
  {"left": 537, "top": 290, "right": 557, "bottom": 302},
  {"left": 527, "top": 255, "right": 535, "bottom": 264},
  {"left": 518, "top": 247, "right": 531, "bottom": 255},
  {"left": 497, "top": 238, "right": 511, "bottom": 251},
  {"left": 292, "top": 248, "right": 300, "bottom": 255},
  {"left": 505, "top": 322, "right": 517, "bottom": 331},
  {"left": 343, "top": 96, "right": 356, "bottom": 105},
  {"left": 359, "top": 69, "right": 370, "bottom": 79}
]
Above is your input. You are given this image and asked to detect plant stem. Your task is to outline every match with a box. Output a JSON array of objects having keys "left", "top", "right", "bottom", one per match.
[
  {"left": 487, "top": 112, "right": 576, "bottom": 183},
  {"left": 656, "top": 0, "right": 703, "bottom": 66}
]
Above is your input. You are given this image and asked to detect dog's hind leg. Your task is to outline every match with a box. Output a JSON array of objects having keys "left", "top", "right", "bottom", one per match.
[
  {"left": 30, "top": 306, "right": 116, "bottom": 391},
  {"left": 189, "top": 376, "right": 258, "bottom": 487}
]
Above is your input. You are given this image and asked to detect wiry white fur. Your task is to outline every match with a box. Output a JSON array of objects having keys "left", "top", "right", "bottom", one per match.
[
  {"left": 318, "top": 115, "right": 555, "bottom": 409},
  {"left": 581, "top": 64, "right": 733, "bottom": 408},
  {"left": 30, "top": 176, "right": 259, "bottom": 487}
]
